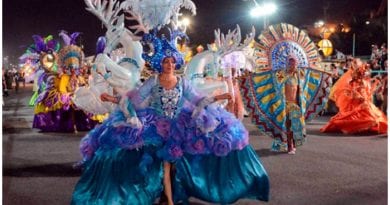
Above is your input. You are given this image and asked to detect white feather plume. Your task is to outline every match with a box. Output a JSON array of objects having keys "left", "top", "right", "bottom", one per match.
[{"left": 122, "top": 0, "right": 196, "bottom": 30}]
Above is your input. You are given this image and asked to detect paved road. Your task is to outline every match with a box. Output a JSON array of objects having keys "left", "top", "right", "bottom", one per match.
[{"left": 3, "top": 84, "right": 388, "bottom": 205}]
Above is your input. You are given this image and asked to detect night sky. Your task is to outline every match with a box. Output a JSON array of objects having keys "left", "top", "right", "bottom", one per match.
[{"left": 3, "top": 0, "right": 384, "bottom": 64}]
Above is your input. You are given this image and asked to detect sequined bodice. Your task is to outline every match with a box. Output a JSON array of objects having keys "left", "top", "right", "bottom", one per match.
[
  {"left": 148, "top": 76, "right": 183, "bottom": 119},
  {"left": 159, "top": 86, "right": 181, "bottom": 118}
]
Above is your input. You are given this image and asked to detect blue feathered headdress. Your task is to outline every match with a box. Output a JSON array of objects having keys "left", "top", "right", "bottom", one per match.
[{"left": 141, "top": 30, "right": 184, "bottom": 73}]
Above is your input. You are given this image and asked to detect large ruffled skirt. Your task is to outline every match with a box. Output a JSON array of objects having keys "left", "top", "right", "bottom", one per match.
[
  {"left": 32, "top": 107, "right": 99, "bottom": 132},
  {"left": 71, "top": 147, "right": 164, "bottom": 205},
  {"left": 174, "top": 146, "right": 269, "bottom": 203},
  {"left": 72, "top": 106, "right": 269, "bottom": 204},
  {"left": 320, "top": 102, "right": 387, "bottom": 134},
  {"left": 32, "top": 90, "right": 99, "bottom": 132}
]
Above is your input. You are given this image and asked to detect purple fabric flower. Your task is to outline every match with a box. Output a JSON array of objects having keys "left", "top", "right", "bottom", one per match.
[
  {"left": 193, "top": 139, "right": 206, "bottom": 153},
  {"left": 213, "top": 137, "right": 232, "bottom": 156},
  {"left": 156, "top": 119, "right": 171, "bottom": 140},
  {"left": 168, "top": 144, "right": 183, "bottom": 159},
  {"left": 185, "top": 128, "right": 196, "bottom": 141},
  {"left": 177, "top": 110, "right": 194, "bottom": 128},
  {"left": 195, "top": 111, "right": 219, "bottom": 133}
]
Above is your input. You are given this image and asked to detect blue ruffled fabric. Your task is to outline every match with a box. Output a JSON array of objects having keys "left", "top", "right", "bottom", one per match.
[
  {"left": 174, "top": 146, "right": 269, "bottom": 204},
  {"left": 80, "top": 105, "right": 249, "bottom": 162},
  {"left": 71, "top": 147, "right": 164, "bottom": 205},
  {"left": 73, "top": 104, "right": 269, "bottom": 204}
]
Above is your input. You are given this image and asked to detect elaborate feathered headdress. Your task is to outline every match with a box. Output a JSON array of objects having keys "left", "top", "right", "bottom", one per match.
[
  {"left": 20, "top": 35, "right": 61, "bottom": 73},
  {"left": 141, "top": 31, "right": 184, "bottom": 73},
  {"left": 254, "top": 23, "right": 320, "bottom": 71},
  {"left": 58, "top": 31, "right": 84, "bottom": 74}
]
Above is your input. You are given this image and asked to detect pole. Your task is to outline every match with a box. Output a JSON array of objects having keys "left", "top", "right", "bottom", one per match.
[{"left": 352, "top": 33, "right": 356, "bottom": 57}]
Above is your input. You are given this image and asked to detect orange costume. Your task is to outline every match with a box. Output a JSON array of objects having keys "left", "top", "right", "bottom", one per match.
[{"left": 321, "top": 65, "right": 387, "bottom": 134}]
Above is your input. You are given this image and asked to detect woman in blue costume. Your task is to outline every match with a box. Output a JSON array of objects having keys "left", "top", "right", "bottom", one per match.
[{"left": 71, "top": 44, "right": 269, "bottom": 204}]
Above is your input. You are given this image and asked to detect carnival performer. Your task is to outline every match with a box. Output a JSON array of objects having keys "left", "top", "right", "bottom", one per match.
[
  {"left": 33, "top": 32, "right": 98, "bottom": 132},
  {"left": 320, "top": 61, "right": 387, "bottom": 134},
  {"left": 71, "top": 38, "right": 269, "bottom": 205},
  {"left": 239, "top": 23, "right": 332, "bottom": 155},
  {"left": 275, "top": 57, "right": 305, "bottom": 154}
]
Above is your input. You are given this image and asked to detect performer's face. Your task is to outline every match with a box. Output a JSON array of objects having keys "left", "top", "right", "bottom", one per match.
[
  {"left": 288, "top": 58, "right": 297, "bottom": 71},
  {"left": 162, "top": 57, "right": 176, "bottom": 74}
]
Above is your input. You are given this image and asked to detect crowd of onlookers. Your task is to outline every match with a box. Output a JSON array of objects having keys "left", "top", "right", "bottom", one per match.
[
  {"left": 370, "top": 43, "right": 388, "bottom": 73},
  {"left": 369, "top": 43, "right": 388, "bottom": 114},
  {"left": 2, "top": 68, "right": 26, "bottom": 97}
]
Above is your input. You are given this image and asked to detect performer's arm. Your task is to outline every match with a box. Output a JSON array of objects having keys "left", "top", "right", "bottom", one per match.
[
  {"left": 100, "top": 93, "right": 120, "bottom": 104},
  {"left": 183, "top": 78, "right": 231, "bottom": 106}
]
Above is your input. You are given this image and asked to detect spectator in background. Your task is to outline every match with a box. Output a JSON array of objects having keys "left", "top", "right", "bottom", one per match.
[
  {"left": 369, "top": 59, "right": 381, "bottom": 77},
  {"left": 331, "top": 64, "right": 340, "bottom": 83},
  {"left": 338, "top": 62, "right": 346, "bottom": 75},
  {"left": 335, "top": 49, "right": 345, "bottom": 60},
  {"left": 21, "top": 72, "right": 26, "bottom": 88},
  {"left": 4, "top": 70, "right": 13, "bottom": 92},
  {"left": 371, "top": 44, "right": 381, "bottom": 61},
  {"left": 3, "top": 70, "right": 9, "bottom": 97},
  {"left": 14, "top": 72, "right": 20, "bottom": 93},
  {"left": 380, "top": 44, "right": 387, "bottom": 70},
  {"left": 345, "top": 57, "right": 354, "bottom": 72}
]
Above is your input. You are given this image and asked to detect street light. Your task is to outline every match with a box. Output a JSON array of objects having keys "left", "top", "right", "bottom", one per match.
[
  {"left": 250, "top": 2, "right": 277, "bottom": 17},
  {"left": 177, "top": 17, "right": 191, "bottom": 33},
  {"left": 250, "top": 2, "right": 277, "bottom": 29},
  {"left": 180, "top": 18, "right": 190, "bottom": 27},
  {"left": 314, "top": 20, "right": 325, "bottom": 28}
]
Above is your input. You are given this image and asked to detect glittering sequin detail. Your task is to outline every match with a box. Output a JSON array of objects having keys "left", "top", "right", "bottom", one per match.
[{"left": 159, "top": 86, "right": 180, "bottom": 118}]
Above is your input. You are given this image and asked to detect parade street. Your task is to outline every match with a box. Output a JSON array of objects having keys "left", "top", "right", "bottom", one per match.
[{"left": 3, "top": 85, "right": 387, "bottom": 205}]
